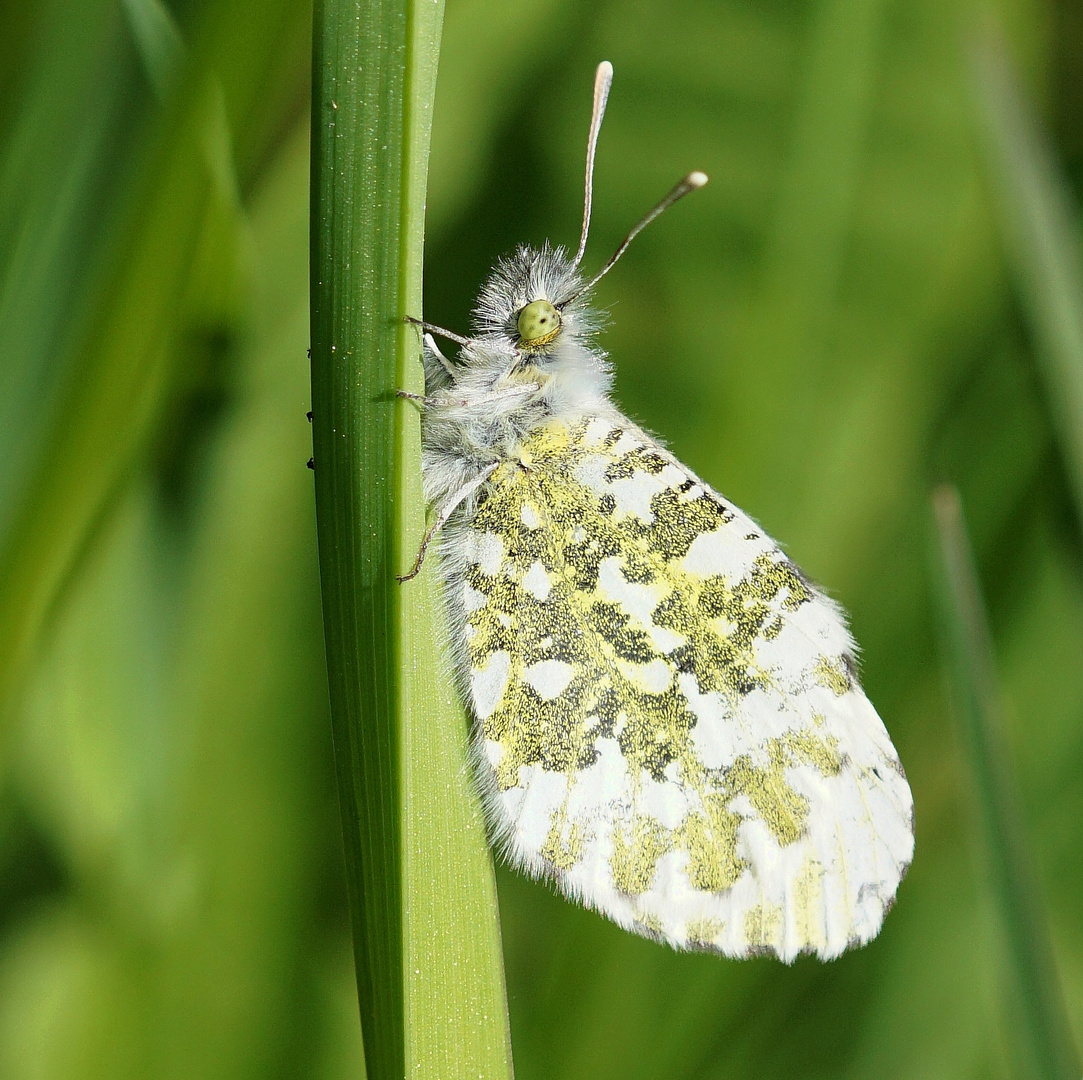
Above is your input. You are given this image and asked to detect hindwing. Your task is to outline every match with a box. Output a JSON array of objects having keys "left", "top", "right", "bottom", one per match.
[{"left": 442, "top": 415, "right": 913, "bottom": 961}]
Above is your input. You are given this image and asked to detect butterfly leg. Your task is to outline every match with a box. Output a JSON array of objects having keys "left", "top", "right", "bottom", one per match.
[
  {"left": 423, "top": 333, "right": 457, "bottom": 379},
  {"left": 397, "top": 463, "right": 499, "bottom": 582},
  {"left": 404, "top": 315, "right": 473, "bottom": 348},
  {"left": 396, "top": 389, "right": 440, "bottom": 405},
  {"left": 397, "top": 383, "right": 541, "bottom": 409}
]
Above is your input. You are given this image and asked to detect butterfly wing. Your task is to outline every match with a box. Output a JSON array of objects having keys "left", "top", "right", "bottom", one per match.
[{"left": 442, "top": 415, "right": 913, "bottom": 961}]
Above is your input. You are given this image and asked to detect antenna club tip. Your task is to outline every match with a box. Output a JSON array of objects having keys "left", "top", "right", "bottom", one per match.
[
  {"left": 598, "top": 60, "right": 614, "bottom": 77},
  {"left": 687, "top": 171, "right": 709, "bottom": 188}
]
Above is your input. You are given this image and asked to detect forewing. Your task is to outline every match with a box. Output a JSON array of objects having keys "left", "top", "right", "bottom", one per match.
[{"left": 448, "top": 416, "right": 913, "bottom": 961}]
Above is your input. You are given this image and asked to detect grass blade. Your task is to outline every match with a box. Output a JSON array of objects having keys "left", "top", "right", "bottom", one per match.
[
  {"left": 309, "top": 2, "right": 513, "bottom": 1077},
  {"left": 972, "top": 35, "right": 1083, "bottom": 529},
  {"left": 120, "top": 0, "right": 185, "bottom": 96},
  {"left": 0, "top": 70, "right": 240, "bottom": 723},
  {"left": 930, "top": 484, "right": 1080, "bottom": 1080}
]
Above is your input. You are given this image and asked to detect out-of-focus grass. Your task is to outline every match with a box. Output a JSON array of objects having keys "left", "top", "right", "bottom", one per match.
[
  {"left": 121, "top": 0, "right": 185, "bottom": 95},
  {"left": 0, "top": 0, "right": 247, "bottom": 725},
  {"left": 0, "top": 0, "right": 1080, "bottom": 1077},
  {"left": 931, "top": 484, "right": 1080, "bottom": 1080},
  {"left": 973, "top": 33, "right": 1083, "bottom": 532},
  {"left": 0, "top": 0, "right": 360, "bottom": 1076}
]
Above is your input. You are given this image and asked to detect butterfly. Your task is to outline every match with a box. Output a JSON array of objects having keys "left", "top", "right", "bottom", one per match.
[{"left": 401, "top": 61, "right": 913, "bottom": 961}]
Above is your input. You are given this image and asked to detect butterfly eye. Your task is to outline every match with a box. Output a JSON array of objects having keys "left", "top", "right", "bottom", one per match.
[{"left": 517, "top": 300, "right": 562, "bottom": 347}]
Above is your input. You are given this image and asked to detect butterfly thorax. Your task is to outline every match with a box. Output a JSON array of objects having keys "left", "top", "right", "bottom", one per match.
[{"left": 420, "top": 244, "right": 614, "bottom": 509}]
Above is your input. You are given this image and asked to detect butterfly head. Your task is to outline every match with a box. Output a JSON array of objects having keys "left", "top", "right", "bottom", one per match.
[
  {"left": 471, "top": 241, "right": 594, "bottom": 361},
  {"left": 432, "top": 63, "right": 705, "bottom": 374}
]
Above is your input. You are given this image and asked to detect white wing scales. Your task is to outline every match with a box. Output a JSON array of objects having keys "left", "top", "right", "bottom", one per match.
[{"left": 441, "top": 415, "right": 913, "bottom": 961}]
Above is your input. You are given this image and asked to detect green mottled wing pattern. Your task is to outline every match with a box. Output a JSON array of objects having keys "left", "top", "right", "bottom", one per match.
[{"left": 445, "top": 415, "right": 913, "bottom": 960}]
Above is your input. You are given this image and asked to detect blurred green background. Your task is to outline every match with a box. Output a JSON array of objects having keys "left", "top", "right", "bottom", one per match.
[{"left": 2, "top": 0, "right": 1082, "bottom": 1076}]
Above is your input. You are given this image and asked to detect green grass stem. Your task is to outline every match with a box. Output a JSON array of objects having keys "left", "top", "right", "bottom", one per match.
[{"left": 308, "top": 3, "right": 513, "bottom": 1078}]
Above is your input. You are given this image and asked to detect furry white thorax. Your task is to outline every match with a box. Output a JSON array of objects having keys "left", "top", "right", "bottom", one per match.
[{"left": 420, "top": 243, "right": 616, "bottom": 510}]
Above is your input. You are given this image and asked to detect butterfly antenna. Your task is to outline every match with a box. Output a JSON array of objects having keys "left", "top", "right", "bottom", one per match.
[
  {"left": 568, "top": 171, "right": 708, "bottom": 302},
  {"left": 572, "top": 61, "right": 614, "bottom": 271}
]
